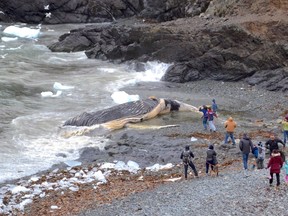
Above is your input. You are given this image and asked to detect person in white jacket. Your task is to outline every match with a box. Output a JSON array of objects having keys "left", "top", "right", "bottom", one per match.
[{"left": 256, "top": 141, "right": 265, "bottom": 169}]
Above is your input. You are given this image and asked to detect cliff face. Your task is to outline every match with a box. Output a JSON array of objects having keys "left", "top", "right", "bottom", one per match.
[
  {"left": 46, "top": 0, "right": 288, "bottom": 92},
  {"left": 0, "top": 0, "right": 286, "bottom": 24},
  {"left": 0, "top": 0, "right": 209, "bottom": 24}
]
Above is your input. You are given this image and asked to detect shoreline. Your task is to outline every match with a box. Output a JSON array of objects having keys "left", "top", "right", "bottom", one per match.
[{"left": 1, "top": 80, "right": 287, "bottom": 215}]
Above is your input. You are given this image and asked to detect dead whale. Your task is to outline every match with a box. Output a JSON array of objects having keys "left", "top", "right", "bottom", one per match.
[{"left": 63, "top": 97, "right": 200, "bottom": 130}]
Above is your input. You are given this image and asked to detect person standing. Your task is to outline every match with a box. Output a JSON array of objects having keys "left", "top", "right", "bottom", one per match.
[
  {"left": 239, "top": 133, "right": 254, "bottom": 176},
  {"left": 212, "top": 99, "right": 218, "bottom": 114},
  {"left": 207, "top": 107, "right": 217, "bottom": 132},
  {"left": 199, "top": 105, "right": 208, "bottom": 130},
  {"left": 224, "top": 117, "right": 237, "bottom": 145},
  {"left": 180, "top": 145, "right": 198, "bottom": 179},
  {"left": 267, "top": 149, "right": 283, "bottom": 188},
  {"left": 256, "top": 142, "right": 266, "bottom": 169},
  {"left": 205, "top": 144, "right": 217, "bottom": 176},
  {"left": 251, "top": 143, "right": 259, "bottom": 170},
  {"left": 265, "top": 134, "right": 285, "bottom": 155},
  {"left": 283, "top": 159, "right": 288, "bottom": 185},
  {"left": 282, "top": 115, "right": 288, "bottom": 144}
]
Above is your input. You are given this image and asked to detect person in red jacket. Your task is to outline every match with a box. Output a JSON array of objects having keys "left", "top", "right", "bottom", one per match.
[{"left": 267, "top": 149, "right": 284, "bottom": 188}]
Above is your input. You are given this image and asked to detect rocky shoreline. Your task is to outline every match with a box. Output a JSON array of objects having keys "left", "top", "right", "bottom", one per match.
[
  {"left": 1, "top": 80, "right": 287, "bottom": 215},
  {"left": 79, "top": 168, "right": 288, "bottom": 216},
  {"left": 46, "top": 13, "right": 288, "bottom": 92},
  {"left": 77, "top": 80, "right": 288, "bottom": 168},
  {"left": 0, "top": 0, "right": 287, "bottom": 215}
]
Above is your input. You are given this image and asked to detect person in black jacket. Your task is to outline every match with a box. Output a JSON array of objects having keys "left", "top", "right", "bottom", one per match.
[
  {"left": 206, "top": 144, "right": 217, "bottom": 176},
  {"left": 265, "top": 134, "right": 285, "bottom": 155},
  {"left": 180, "top": 145, "right": 198, "bottom": 179},
  {"left": 239, "top": 133, "right": 254, "bottom": 176}
]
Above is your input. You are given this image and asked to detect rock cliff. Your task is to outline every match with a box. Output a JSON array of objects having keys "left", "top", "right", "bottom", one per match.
[
  {"left": 2, "top": 0, "right": 287, "bottom": 91},
  {"left": 47, "top": 0, "right": 288, "bottom": 91},
  {"left": 0, "top": 0, "right": 209, "bottom": 24}
]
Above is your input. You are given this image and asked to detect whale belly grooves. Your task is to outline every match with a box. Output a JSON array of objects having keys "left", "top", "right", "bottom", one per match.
[{"left": 63, "top": 98, "right": 161, "bottom": 127}]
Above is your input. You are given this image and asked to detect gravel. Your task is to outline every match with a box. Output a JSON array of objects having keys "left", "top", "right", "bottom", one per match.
[
  {"left": 79, "top": 167, "right": 288, "bottom": 216},
  {"left": 77, "top": 80, "right": 288, "bottom": 216}
]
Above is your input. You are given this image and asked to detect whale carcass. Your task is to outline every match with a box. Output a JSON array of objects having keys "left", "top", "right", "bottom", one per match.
[{"left": 63, "top": 97, "right": 200, "bottom": 130}]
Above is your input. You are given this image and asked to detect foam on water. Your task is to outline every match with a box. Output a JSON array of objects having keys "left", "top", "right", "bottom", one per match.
[
  {"left": 0, "top": 23, "right": 173, "bottom": 183},
  {"left": 105, "top": 61, "right": 172, "bottom": 92},
  {"left": 135, "top": 61, "right": 172, "bottom": 82},
  {"left": 0, "top": 113, "right": 108, "bottom": 182}
]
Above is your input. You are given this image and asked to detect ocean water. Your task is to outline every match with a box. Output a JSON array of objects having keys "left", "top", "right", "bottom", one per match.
[{"left": 0, "top": 23, "right": 171, "bottom": 183}]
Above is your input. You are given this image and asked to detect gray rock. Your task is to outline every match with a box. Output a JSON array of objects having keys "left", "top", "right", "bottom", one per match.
[{"left": 48, "top": 21, "right": 288, "bottom": 92}]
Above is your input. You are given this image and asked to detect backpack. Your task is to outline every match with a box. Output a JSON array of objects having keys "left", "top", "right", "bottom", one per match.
[{"left": 182, "top": 150, "right": 191, "bottom": 164}]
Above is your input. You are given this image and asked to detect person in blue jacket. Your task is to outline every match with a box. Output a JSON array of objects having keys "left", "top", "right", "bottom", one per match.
[
  {"left": 199, "top": 105, "right": 208, "bottom": 130},
  {"left": 212, "top": 99, "right": 218, "bottom": 113}
]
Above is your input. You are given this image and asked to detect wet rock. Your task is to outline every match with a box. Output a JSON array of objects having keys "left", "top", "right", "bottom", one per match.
[
  {"left": 78, "top": 147, "right": 106, "bottom": 163},
  {"left": 56, "top": 153, "right": 67, "bottom": 158},
  {"left": 0, "top": 0, "right": 210, "bottom": 24},
  {"left": 48, "top": 19, "right": 288, "bottom": 92}
]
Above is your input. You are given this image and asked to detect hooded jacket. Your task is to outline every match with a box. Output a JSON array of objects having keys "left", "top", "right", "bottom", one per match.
[
  {"left": 239, "top": 134, "right": 253, "bottom": 154},
  {"left": 180, "top": 146, "right": 194, "bottom": 161},
  {"left": 224, "top": 117, "right": 236, "bottom": 132},
  {"left": 206, "top": 145, "right": 217, "bottom": 161},
  {"left": 267, "top": 153, "right": 283, "bottom": 173}
]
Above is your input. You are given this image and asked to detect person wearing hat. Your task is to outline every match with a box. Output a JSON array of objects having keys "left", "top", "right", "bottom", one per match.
[
  {"left": 224, "top": 116, "right": 237, "bottom": 145},
  {"left": 282, "top": 115, "right": 288, "bottom": 144}
]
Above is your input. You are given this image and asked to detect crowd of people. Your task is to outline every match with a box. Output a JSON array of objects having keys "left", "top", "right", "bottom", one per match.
[{"left": 180, "top": 99, "right": 288, "bottom": 189}]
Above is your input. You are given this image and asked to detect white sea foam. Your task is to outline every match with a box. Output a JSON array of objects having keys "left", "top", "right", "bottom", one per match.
[
  {"left": 134, "top": 61, "right": 172, "bottom": 82},
  {"left": 98, "top": 67, "right": 117, "bottom": 73},
  {"left": 106, "top": 61, "right": 171, "bottom": 93},
  {"left": 0, "top": 44, "right": 23, "bottom": 51},
  {"left": 0, "top": 29, "right": 172, "bottom": 186},
  {"left": 2, "top": 113, "right": 108, "bottom": 182}
]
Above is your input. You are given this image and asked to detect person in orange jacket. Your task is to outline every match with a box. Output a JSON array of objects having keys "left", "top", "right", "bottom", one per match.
[{"left": 224, "top": 117, "right": 237, "bottom": 145}]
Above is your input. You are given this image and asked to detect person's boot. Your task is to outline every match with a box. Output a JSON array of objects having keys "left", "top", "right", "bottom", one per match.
[{"left": 244, "top": 169, "right": 249, "bottom": 177}]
